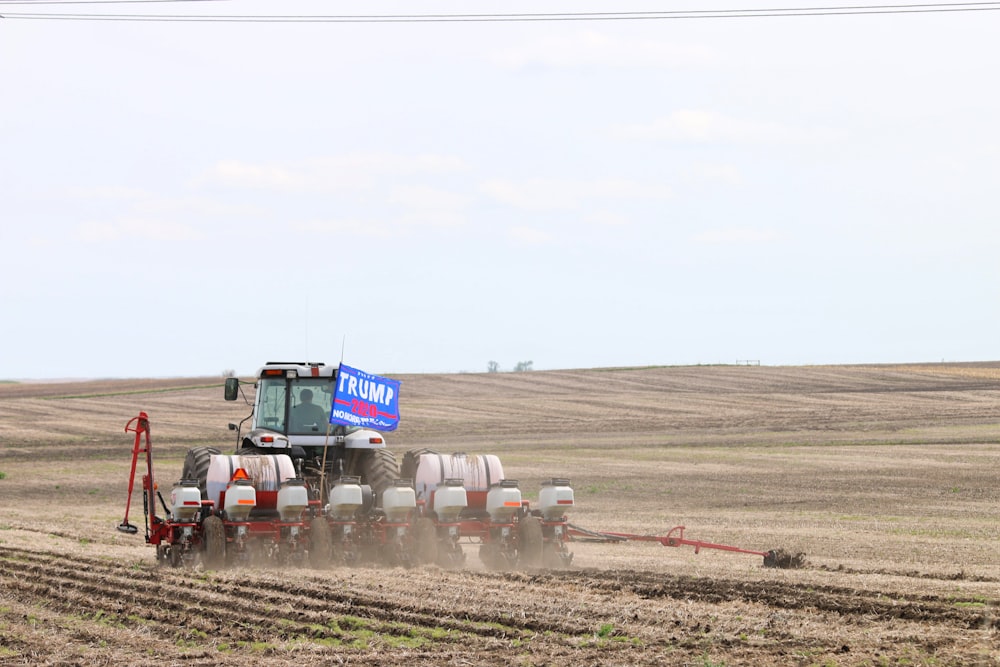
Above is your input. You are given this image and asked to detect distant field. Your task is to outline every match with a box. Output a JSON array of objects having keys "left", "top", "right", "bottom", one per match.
[{"left": 0, "top": 363, "right": 998, "bottom": 665}]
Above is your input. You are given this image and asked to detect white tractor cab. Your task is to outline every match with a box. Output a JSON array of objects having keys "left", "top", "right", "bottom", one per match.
[{"left": 205, "top": 362, "right": 399, "bottom": 507}]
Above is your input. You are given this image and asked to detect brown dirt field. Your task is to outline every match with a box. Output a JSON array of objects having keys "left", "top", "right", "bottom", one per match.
[{"left": 0, "top": 363, "right": 998, "bottom": 666}]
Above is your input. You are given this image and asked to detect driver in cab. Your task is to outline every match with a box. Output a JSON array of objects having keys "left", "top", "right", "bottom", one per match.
[{"left": 291, "top": 388, "right": 327, "bottom": 431}]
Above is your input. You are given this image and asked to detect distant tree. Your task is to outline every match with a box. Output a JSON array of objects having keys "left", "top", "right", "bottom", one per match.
[
  {"left": 222, "top": 369, "right": 236, "bottom": 378},
  {"left": 513, "top": 360, "right": 533, "bottom": 372},
  {"left": 487, "top": 361, "right": 500, "bottom": 373}
]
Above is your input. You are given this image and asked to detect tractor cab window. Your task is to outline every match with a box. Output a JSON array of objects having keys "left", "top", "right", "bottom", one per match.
[
  {"left": 289, "top": 380, "right": 333, "bottom": 434},
  {"left": 257, "top": 377, "right": 288, "bottom": 432}
]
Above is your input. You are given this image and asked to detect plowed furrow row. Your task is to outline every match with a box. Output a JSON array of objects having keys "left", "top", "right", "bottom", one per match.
[
  {"left": 821, "top": 564, "right": 1000, "bottom": 583},
  {"left": 519, "top": 569, "right": 996, "bottom": 630},
  {"left": 0, "top": 589, "right": 218, "bottom": 666},
  {"left": 12, "top": 546, "right": 991, "bottom": 634},
  {"left": 1, "top": 545, "right": 604, "bottom": 641},
  {"left": 0, "top": 547, "right": 566, "bottom": 647},
  {"left": 0, "top": 550, "right": 365, "bottom": 645},
  {"left": 230, "top": 574, "right": 590, "bottom": 637},
  {"left": 217, "top": 577, "right": 537, "bottom": 638},
  {"left": 0, "top": 568, "right": 289, "bottom": 643}
]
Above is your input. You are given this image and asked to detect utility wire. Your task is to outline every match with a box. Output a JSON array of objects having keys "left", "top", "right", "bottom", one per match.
[
  {"left": 0, "top": 0, "right": 994, "bottom": 4},
  {"left": 0, "top": 0, "right": 226, "bottom": 3},
  {"left": 0, "top": 0, "right": 222, "bottom": 4},
  {"left": 3, "top": 1, "right": 1000, "bottom": 21}
]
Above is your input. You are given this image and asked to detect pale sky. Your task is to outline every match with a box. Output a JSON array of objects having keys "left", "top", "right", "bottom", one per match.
[{"left": 2, "top": 1, "right": 999, "bottom": 379}]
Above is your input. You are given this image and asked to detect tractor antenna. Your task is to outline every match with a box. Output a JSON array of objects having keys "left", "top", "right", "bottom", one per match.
[
  {"left": 304, "top": 292, "right": 310, "bottom": 361},
  {"left": 340, "top": 335, "right": 346, "bottom": 365}
]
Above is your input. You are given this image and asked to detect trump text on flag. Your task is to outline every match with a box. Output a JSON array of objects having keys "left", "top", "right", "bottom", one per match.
[{"left": 330, "top": 364, "right": 401, "bottom": 432}]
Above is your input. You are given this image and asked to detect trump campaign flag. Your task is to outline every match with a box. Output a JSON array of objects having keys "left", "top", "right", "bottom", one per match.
[{"left": 330, "top": 364, "right": 401, "bottom": 432}]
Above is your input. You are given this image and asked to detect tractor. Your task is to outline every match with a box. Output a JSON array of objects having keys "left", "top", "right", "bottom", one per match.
[
  {"left": 181, "top": 361, "right": 399, "bottom": 508},
  {"left": 119, "top": 361, "right": 793, "bottom": 570}
]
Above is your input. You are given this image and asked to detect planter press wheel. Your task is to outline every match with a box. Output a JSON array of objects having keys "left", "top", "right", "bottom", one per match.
[
  {"left": 414, "top": 517, "right": 439, "bottom": 566},
  {"left": 202, "top": 515, "right": 226, "bottom": 570},
  {"left": 517, "top": 516, "right": 544, "bottom": 568},
  {"left": 309, "top": 517, "right": 333, "bottom": 569}
]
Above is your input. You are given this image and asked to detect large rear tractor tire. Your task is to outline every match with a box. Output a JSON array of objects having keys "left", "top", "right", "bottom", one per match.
[
  {"left": 181, "top": 446, "right": 221, "bottom": 499},
  {"left": 359, "top": 448, "right": 399, "bottom": 507},
  {"left": 517, "top": 516, "right": 544, "bottom": 568},
  {"left": 309, "top": 517, "right": 332, "bottom": 569},
  {"left": 400, "top": 448, "right": 438, "bottom": 482},
  {"left": 202, "top": 515, "right": 226, "bottom": 569}
]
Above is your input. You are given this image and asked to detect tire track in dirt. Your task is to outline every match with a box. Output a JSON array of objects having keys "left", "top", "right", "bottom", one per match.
[
  {"left": 1, "top": 546, "right": 456, "bottom": 642},
  {"left": 0, "top": 548, "right": 322, "bottom": 643},
  {"left": 233, "top": 575, "right": 591, "bottom": 637},
  {"left": 0, "top": 549, "right": 510, "bottom": 665},
  {"left": 819, "top": 563, "right": 1000, "bottom": 583},
  {"left": 513, "top": 568, "right": 999, "bottom": 630},
  {"left": 2, "top": 545, "right": 996, "bottom": 666},
  {"left": 5, "top": 546, "right": 994, "bottom": 635},
  {"left": 0, "top": 546, "right": 586, "bottom": 646},
  {"left": 0, "top": 545, "right": 657, "bottom": 666}
]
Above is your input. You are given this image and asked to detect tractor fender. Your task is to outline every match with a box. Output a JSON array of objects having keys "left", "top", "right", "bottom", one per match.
[{"left": 343, "top": 428, "right": 387, "bottom": 449}]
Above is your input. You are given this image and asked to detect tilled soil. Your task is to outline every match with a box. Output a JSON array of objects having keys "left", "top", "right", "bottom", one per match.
[
  {"left": 0, "top": 537, "right": 996, "bottom": 666},
  {"left": 1, "top": 363, "right": 999, "bottom": 665}
]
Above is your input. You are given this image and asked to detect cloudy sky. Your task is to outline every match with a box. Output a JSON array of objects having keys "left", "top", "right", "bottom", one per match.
[{"left": 2, "top": 1, "right": 998, "bottom": 379}]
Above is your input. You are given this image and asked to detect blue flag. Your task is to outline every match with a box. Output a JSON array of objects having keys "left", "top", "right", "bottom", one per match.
[{"left": 330, "top": 364, "right": 401, "bottom": 432}]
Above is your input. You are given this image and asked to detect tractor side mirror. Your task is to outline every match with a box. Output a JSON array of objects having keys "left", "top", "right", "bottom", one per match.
[{"left": 224, "top": 377, "right": 240, "bottom": 401}]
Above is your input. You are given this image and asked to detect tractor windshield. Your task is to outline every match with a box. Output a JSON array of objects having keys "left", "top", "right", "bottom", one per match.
[{"left": 256, "top": 376, "right": 335, "bottom": 435}]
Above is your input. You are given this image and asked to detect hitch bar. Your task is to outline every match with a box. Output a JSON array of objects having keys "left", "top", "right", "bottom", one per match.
[{"left": 568, "top": 524, "right": 773, "bottom": 561}]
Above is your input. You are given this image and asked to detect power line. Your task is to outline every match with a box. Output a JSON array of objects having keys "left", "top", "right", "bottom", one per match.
[
  {"left": 3, "top": 1, "right": 1000, "bottom": 21},
  {"left": 0, "top": 0, "right": 223, "bottom": 4},
  {"left": 0, "top": 0, "right": 226, "bottom": 3}
]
